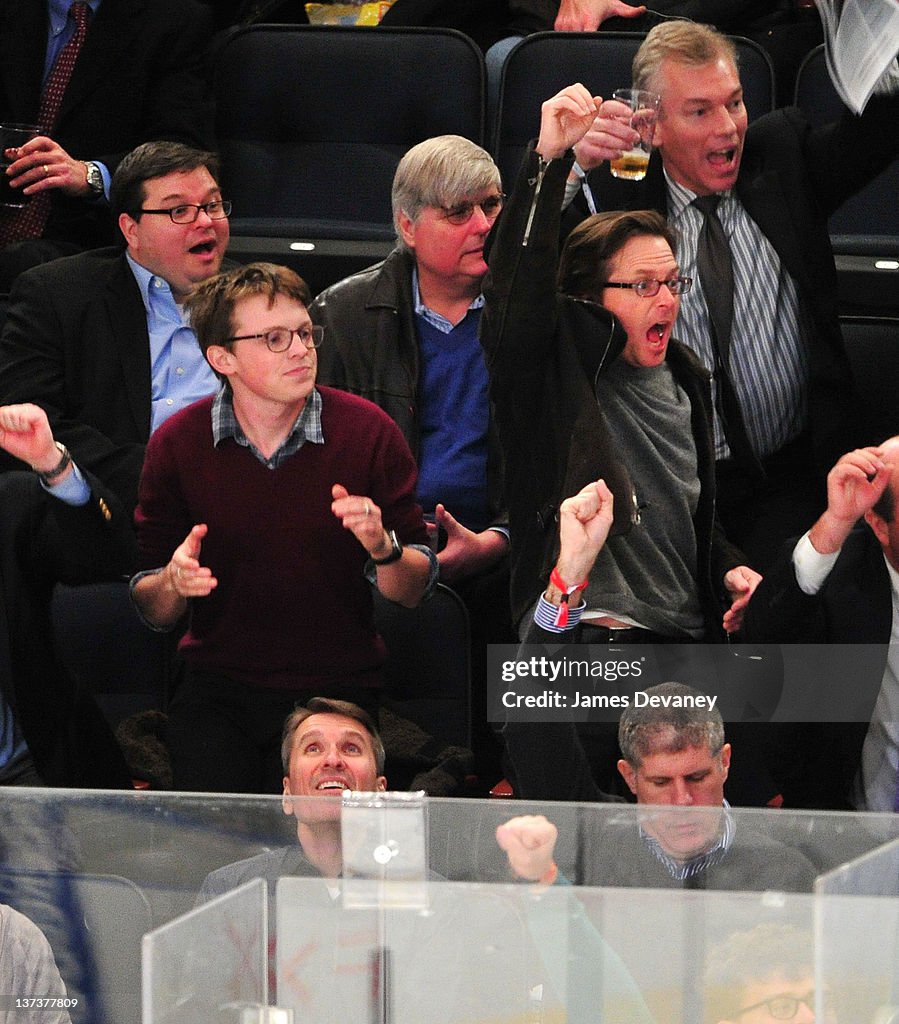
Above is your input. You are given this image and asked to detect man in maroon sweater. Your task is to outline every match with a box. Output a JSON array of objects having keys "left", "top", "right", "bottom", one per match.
[{"left": 132, "top": 262, "right": 436, "bottom": 794}]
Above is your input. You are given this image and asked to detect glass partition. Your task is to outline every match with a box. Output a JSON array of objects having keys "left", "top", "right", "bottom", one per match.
[
  {"left": 1, "top": 788, "right": 899, "bottom": 1024},
  {"left": 142, "top": 880, "right": 899, "bottom": 1024},
  {"left": 816, "top": 834, "right": 899, "bottom": 897},
  {"left": 815, "top": 833, "right": 899, "bottom": 1024},
  {"left": 142, "top": 879, "right": 266, "bottom": 1024}
]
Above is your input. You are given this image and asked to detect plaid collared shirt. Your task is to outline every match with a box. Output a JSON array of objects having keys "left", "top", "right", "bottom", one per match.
[{"left": 211, "top": 385, "right": 324, "bottom": 469}]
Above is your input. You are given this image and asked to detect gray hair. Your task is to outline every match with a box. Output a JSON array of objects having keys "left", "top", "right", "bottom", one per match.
[
  {"left": 391, "top": 135, "right": 501, "bottom": 252},
  {"left": 633, "top": 21, "right": 739, "bottom": 96},
  {"left": 618, "top": 682, "right": 725, "bottom": 768}
]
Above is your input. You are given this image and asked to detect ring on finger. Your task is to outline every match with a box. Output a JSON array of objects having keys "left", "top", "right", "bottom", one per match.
[
  {"left": 363, "top": 500, "right": 371, "bottom": 516},
  {"left": 42, "top": 164, "right": 49, "bottom": 175}
]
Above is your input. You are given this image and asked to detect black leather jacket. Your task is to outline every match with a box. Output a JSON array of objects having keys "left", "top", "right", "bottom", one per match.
[
  {"left": 311, "top": 248, "right": 508, "bottom": 533},
  {"left": 480, "top": 145, "right": 743, "bottom": 628}
]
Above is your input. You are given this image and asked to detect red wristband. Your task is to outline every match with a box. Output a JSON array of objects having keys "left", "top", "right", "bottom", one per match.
[{"left": 549, "top": 567, "right": 588, "bottom": 628}]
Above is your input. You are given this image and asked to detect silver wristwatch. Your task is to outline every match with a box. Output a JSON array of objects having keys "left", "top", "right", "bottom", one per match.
[{"left": 83, "top": 161, "right": 104, "bottom": 197}]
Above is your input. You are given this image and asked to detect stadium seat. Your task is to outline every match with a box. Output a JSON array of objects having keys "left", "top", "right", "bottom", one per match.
[
  {"left": 51, "top": 582, "right": 175, "bottom": 729},
  {"left": 795, "top": 45, "right": 899, "bottom": 316},
  {"left": 213, "top": 25, "right": 486, "bottom": 296},
  {"left": 374, "top": 583, "right": 472, "bottom": 752},
  {"left": 841, "top": 314, "right": 899, "bottom": 443}
]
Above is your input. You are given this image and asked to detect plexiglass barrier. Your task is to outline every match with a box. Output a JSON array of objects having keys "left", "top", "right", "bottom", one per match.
[
  {"left": 145, "top": 881, "right": 899, "bottom": 1024},
  {"left": 142, "top": 879, "right": 267, "bottom": 1024},
  {"left": 1, "top": 788, "right": 899, "bottom": 1023},
  {"left": 817, "top": 833, "right": 899, "bottom": 897}
]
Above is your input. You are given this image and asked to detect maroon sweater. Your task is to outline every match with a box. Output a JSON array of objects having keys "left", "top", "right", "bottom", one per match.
[{"left": 136, "top": 388, "right": 428, "bottom": 690}]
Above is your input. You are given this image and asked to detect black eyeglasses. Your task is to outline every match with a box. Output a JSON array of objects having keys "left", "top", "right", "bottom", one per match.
[
  {"left": 736, "top": 994, "right": 820, "bottom": 1020},
  {"left": 438, "top": 193, "right": 505, "bottom": 226},
  {"left": 139, "top": 200, "right": 232, "bottom": 224},
  {"left": 226, "top": 325, "right": 324, "bottom": 353},
  {"left": 599, "top": 277, "right": 692, "bottom": 297}
]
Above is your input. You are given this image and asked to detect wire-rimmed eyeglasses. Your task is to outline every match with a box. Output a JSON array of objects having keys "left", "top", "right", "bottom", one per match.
[{"left": 438, "top": 193, "right": 505, "bottom": 226}]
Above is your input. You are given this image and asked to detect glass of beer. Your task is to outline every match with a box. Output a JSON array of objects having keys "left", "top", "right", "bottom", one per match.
[
  {"left": 609, "top": 90, "right": 661, "bottom": 181},
  {"left": 0, "top": 123, "right": 42, "bottom": 208}
]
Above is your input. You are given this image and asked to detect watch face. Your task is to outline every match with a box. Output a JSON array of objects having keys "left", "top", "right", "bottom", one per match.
[{"left": 86, "top": 163, "right": 102, "bottom": 192}]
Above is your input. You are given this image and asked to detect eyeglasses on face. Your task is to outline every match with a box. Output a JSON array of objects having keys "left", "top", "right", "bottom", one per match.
[
  {"left": 736, "top": 993, "right": 821, "bottom": 1020},
  {"left": 139, "top": 200, "right": 232, "bottom": 224},
  {"left": 438, "top": 193, "right": 505, "bottom": 226},
  {"left": 226, "top": 325, "right": 324, "bottom": 353},
  {"left": 599, "top": 277, "right": 692, "bottom": 297}
]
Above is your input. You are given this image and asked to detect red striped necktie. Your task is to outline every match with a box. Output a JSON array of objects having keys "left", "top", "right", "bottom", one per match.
[{"left": 0, "top": 2, "right": 91, "bottom": 246}]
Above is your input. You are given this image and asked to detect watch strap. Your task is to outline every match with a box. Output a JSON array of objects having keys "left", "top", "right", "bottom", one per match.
[
  {"left": 34, "top": 441, "right": 72, "bottom": 485},
  {"left": 370, "top": 529, "right": 403, "bottom": 566}
]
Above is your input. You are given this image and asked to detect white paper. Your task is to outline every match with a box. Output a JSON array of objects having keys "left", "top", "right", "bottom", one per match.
[{"left": 815, "top": 0, "right": 899, "bottom": 113}]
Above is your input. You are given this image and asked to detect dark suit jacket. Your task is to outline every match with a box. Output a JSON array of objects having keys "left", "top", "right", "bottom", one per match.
[
  {"left": 0, "top": 0, "right": 214, "bottom": 251},
  {"left": 0, "top": 471, "right": 135, "bottom": 787},
  {"left": 0, "top": 247, "right": 153, "bottom": 514},
  {"left": 743, "top": 526, "right": 892, "bottom": 808},
  {"left": 593, "top": 98, "right": 899, "bottom": 473}
]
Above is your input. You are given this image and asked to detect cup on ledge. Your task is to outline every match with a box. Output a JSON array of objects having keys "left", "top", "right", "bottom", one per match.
[
  {"left": 609, "top": 89, "right": 661, "bottom": 181},
  {"left": 0, "top": 123, "right": 42, "bottom": 208}
]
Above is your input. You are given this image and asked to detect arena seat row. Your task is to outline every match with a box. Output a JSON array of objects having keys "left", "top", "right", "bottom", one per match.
[
  {"left": 213, "top": 25, "right": 898, "bottom": 309},
  {"left": 5, "top": 27, "right": 897, "bottom": 787},
  {"left": 793, "top": 45, "right": 899, "bottom": 317},
  {"left": 50, "top": 580, "right": 474, "bottom": 784},
  {"left": 44, "top": 314, "right": 897, "bottom": 780},
  {"left": 214, "top": 25, "right": 486, "bottom": 293}
]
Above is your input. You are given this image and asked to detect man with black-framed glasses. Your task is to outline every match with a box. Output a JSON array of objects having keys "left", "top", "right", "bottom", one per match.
[
  {"left": 705, "top": 924, "right": 833, "bottom": 1024},
  {"left": 569, "top": 19, "right": 899, "bottom": 574},
  {"left": 0, "top": 0, "right": 215, "bottom": 291},
  {"left": 482, "top": 84, "right": 782, "bottom": 802},
  {"left": 0, "top": 140, "right": 228, "bottom": 515}
]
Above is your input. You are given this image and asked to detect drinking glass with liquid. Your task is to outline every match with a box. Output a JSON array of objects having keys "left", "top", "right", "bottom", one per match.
[
  {"left": 609, "top": 90, "right": 660, "bottom": 181},
  {"left": 0, "top": 123, "right": 42, "bottom": 208}
]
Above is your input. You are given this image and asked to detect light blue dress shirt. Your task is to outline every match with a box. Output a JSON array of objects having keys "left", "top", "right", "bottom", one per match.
[{"left": 126, "top": 254, "right": 219, "bottom": 432}]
